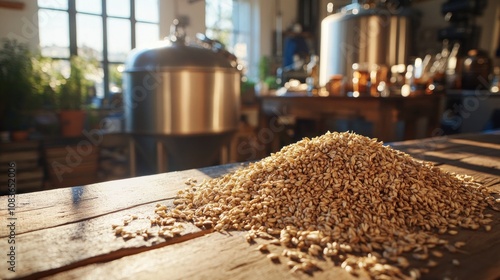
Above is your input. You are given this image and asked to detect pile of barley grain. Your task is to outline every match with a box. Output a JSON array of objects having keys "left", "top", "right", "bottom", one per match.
[{"left": 118, "top": 132, "right": 499, "bottom": 278}]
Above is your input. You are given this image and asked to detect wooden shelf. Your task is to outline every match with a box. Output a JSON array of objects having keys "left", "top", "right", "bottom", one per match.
[
  {"left": 0, "top": 140, "right": 43, "bottom": 194},
  {"left": 0, "top": 0, "right": 25, "bottom": 10}
]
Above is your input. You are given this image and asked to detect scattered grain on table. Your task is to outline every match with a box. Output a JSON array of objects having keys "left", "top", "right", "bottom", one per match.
[{"left": 113, "top": 131, "right": 500, "bottom": 278}]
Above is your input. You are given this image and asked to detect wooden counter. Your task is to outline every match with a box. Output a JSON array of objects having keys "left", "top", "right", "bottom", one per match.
[
  {"left": 259, "top": 94, "right": 445, "bottom": 149},
  {"left": 1, "top": 131, "right": 499, "bottom": 280}
]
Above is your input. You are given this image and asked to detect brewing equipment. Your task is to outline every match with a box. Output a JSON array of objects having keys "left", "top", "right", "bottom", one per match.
[
  {"left": 319, "top": 0, "right": 418, "bottom": 86},
  {"left": 124, "top": 21, "right": 240, "bottom": 173},
  {"left": 438, "top": 0, "right": 487, "bottom": 55}
]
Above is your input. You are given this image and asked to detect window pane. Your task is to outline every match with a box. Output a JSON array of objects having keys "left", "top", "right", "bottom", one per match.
[
  {"left": 206, "top": 0, "right": 233, "bottom": 45},
  {"left": 234, "top": 1, "right": 251, "bottom": 33},
  {"left": 206, "top": 29, "right": 215, "bottom": 40},
  {"left": 135, "top": 0, "right": 158, "bottom": 23},
  {"left": 81, "top": 62, "right": 105, "bottom": 99},
  {"left": 206, "top": 29, "right": 231, "bottom": 47},
  {"left": 107, "top": 18, "right": 131, "bottom": 62},
  {"left": 220, "top": 0, "right": 233, "bottom": 20},
  {"left": 109, "top": 64, "right": 124, "bottom": 94},
  {"left": 135, "top": 22, "right": 159, "bottom": 49},
  {"left": 219, "top": 19, "right": 233, "bottom": 30},
  {"left": 206, "top": 0, "right": 232, "bottom": 30},
  {"left": 92, "top": 64, "right": 105, "bottom": 99},
  {"left": 38, "top": 10, "right": 70, "bottom": 58},
  {"left": 107, "top": 0, "right": 129, "bottom": 17},
  {"left": 205, "top": 1, "right": 218, "bottom": 28},
  {"left": 234, "top": 37, "right": 248, "bottom": 60},
  {"left": 38, "top": 0, "right": 67, "bottom": 10},
  {"left": 77, "top": 14, "right": 103, "bottom": 60},
  {"left": 76, "top": 0, "right": 102, "bottom": 14}
]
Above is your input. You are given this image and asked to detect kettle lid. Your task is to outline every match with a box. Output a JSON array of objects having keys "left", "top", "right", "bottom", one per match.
[{"left": 125, "top": 20, "right": 238, "bottom": 72}]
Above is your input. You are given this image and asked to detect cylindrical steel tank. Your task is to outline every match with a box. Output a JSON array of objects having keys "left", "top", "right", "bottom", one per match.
[
  {"left": 319, "top": 1, "right": 418, "bottom": 86},
  {"left": 124, "top": 22, "right": 240, "bottom": 173}
]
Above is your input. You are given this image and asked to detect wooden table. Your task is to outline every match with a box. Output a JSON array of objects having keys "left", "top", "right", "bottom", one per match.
[
  {"left": 1, "top": 131, "right": 499, "bottom": 280},
  {"left": 259, "top": 94, "right": 445, "bottom": 146}
]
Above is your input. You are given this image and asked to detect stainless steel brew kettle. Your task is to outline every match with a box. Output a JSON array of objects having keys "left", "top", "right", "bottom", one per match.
[
  {"left": 319, "top": 1, "right": 418, "bottom": 86},
  {"left": 123, "top": 21, "right": 241, "bottom": 172},
  {"left": 124, "top": 21, "right": 240, "bottom": 136}
]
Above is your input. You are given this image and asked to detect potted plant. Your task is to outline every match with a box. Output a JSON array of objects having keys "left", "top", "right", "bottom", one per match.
[
  {"left": 241, "top": 78, "right": 256, "bottom": 105},
  {"left": 30, "top": 55, "right": 64, "bottom": 136},
  {"left": 31, "top": 55, "right": 62, "bottom": 109},
  {"left": 255, "top": 56, "right": 271, "bottom": 95},
  {"left": 57, "top": 55, "right": 97, "bottom": 137},
  {"left": 0, "top": 39, "right": 40, "bottom": 141}
]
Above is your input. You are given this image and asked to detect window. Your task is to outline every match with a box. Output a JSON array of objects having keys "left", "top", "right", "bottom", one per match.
[
  {"left": 206, "top": 0, "right": 256, "bottom": 79},
  {"left": 37, "top": 0, "right": 160, "bottom": 103}
]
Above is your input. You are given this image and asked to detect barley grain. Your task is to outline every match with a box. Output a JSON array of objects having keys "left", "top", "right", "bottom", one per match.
[
  {"left": 116, "top": 132, "right": 500, "bottom": 278},
  {"left": 267, "top": 253, "right": 280, "bottom": 262}
]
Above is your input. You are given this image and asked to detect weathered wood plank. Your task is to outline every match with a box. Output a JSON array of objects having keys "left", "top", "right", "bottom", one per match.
[
  {"left": 437, "top": 164, "right": 500, "bottom": 193},
  {"left": 390, "top": 132, "right": 500, "bottom": 157},
  {"left": 1, "top": 163, "right": 498, "bottom": 280},
  {"left": 0, "top": 164, "right": 243, "bottom": 238},
  {"left": 393, "top": 133, "right": 500, "bottom": 179},
  {"left": 389, "top": 136, "right": 463, "bottom": 154},
  {"left": 1, "top": 133, "right": 499, "bottom": 280},
  {"left": 42, "top": 209, "right": 500, "bottom": 280},
  {"left": 0, "top": 199, "right": 208, "bottom": 279},
  {"left": 44, "top": 231, "right": 367, "bottom": 280}
]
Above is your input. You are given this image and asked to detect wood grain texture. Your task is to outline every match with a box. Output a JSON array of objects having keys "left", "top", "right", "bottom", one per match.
[
  {"left": 44, "top": 218, "right": 500, "bottom": 280},
  {"left": 0, "top": 0, "right": 24, "bottom": 10},
  {"left": 0, "top": 164, "right": 243, "bottom": 238},
  {"left": 44, "top": 232, "right": 363, "bottom": 280},
  {"left": 0, "top": 132, "right": 499, "bottom": 280},
  {"left": 0, "top": 200, "right": 210, "bottom": 279}
]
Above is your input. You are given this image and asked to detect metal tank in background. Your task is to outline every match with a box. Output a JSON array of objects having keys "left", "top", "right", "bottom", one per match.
[
  {"left": 124, "top": 21, "right": 241, "bottom": 174},
  {"left": 319, "top": 0, "right": 419, "bottom": 86}
]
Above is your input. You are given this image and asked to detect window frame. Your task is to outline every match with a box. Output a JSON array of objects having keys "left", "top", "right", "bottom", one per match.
[
  {"left": 37, "top": 0, "right": 159, "bottom": 102},
  {"left": 205, "top": 0, "right": 257, "bottom": 80}
]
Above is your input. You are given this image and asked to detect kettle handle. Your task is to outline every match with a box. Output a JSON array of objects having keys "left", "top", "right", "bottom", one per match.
[
  {"left": 196, "top": 33, "right": 226, "bottom": 51},
  {"left": 169, "top": 19, "right": 186, "bottom": 43}
]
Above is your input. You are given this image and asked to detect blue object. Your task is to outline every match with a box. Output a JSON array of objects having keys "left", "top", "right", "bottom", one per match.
[{"left": 283, "top": 36, "right": 309, "bottom": 68}]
